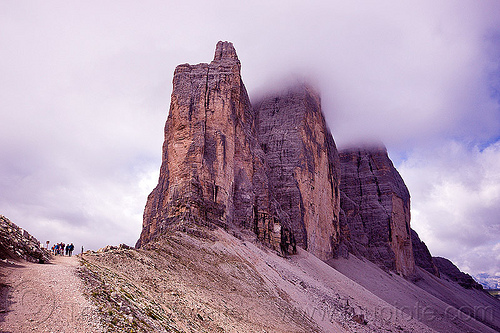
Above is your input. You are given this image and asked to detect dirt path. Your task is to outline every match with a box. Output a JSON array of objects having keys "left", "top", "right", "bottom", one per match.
[{"left": 0, "top": 255, "right": 103, "bottom": 333}]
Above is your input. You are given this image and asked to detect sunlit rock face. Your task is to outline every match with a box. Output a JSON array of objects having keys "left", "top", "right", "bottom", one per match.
[
  {"left": 254, "top": 86, "right": 341, "bottom": 261},
  {"left": 338, "top": 146, "right": 415, "bottom": 277},
  {"left": 138, "top": 41, "right": 259, "bottom": 247}
]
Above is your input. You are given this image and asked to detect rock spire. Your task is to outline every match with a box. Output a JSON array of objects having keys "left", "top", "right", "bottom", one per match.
[{"left": 137, "top": 41, "right": 255, "bottom": 247}]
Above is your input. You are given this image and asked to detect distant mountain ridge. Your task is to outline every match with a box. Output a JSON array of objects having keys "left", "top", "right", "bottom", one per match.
[{"left": 475, "top": 272, "right": 500, "bottom": 289}]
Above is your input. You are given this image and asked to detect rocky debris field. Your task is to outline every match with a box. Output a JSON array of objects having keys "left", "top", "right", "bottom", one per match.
[
  {"left": 0, "top": 215, "right": 50, "bottom": 263},
  {"left": 79, "top": 225, "right": 439, "bottom": 333},
  {"left": 79, "top": 228, "right": 321, "bottom": 333}
]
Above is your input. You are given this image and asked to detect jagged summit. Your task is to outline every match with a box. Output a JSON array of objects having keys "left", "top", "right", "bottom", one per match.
[
  {"left": 213, "top": 40, "right": 239, "bottom": 62},
  {"left": 137, "top": 40, "right": 254, "bottom": 249}
]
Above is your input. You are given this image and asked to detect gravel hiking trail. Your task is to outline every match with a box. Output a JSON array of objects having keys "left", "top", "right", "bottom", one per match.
[{"left": 0, "top": 255, "right": 103, "bottom": 333}]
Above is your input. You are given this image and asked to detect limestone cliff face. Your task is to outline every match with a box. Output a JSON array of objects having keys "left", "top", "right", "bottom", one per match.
[
  {"left": 411, "top": 229, "right": 439, "bottom": 277},
  {"left": 138, "top": 42, "right": 341, "bottom": 261},
  {"left": 339, "top": 146, "right": 415, "bottom": 277},
  {"left": 138, "top": 42, "right": 259, "bottom": 246},
  {"left": 254, "top": 86, "right": 341, "bottom": 261}
]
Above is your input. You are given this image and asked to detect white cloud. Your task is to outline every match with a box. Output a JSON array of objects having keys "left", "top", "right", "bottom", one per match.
[{"left": 399, "top": 140, "right": 500, "bottom": 276}]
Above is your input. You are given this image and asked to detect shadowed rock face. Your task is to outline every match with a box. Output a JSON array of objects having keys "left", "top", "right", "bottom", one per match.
[
  {"left": 339, "top": 146, "right": 415, "bottom": 277},
  {"left": 254, "top": 86, "right": 341, "bottom": 261},
  {"left": 433, "top": 257, "right": 483, "bottom": 290},
  {"left": 411, "top": 229, "right": 439, "bottom": 277}
]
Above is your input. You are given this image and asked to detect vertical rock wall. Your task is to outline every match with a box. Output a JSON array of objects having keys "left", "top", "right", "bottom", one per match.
[
  {"left": 138, "top": 42, "right": 342, "bottom": 261},
  {"left": 138, "top": 42, "right": 257, "bottom": 246},
  {"left": 254, "top": 86, "right": 341, "bottom": 261},
  {"left": 339, "top": 146, "right": 415, "bottom": 277}
]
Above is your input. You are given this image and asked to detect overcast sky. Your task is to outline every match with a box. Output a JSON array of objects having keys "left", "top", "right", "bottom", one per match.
[{"left": 1, "top": 1, "right": 499, "bottom": 279}]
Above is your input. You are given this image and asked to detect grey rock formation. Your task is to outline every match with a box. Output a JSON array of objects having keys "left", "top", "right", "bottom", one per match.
[
  {"left": 338, "top": 145, "right": 415, "bottom": 277},
  {"left": 138, "top": 42, "right": 341, "bottom": 261},
  {"left": 254, "top": 85, "right": 341, "bottom": 261}
]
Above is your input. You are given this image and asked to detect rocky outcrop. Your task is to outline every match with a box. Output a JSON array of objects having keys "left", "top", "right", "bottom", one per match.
[
  {"left": 0, "top": 215, "right": 50, "bottom": 263},
  {"left": 138, "top": 42, "right": 341, "bottom": 261},
  {"left": 411, "top": 229, "right": 439, "bottom": 277},
  {"left": 433, "top": 257, "right": 483, "bottom": 290},
  {"left": 339, "top": 146, "right": 415, "bottom": 277},
  {"left": 254, "top": 86, "right": 341, "bottom": 261}
]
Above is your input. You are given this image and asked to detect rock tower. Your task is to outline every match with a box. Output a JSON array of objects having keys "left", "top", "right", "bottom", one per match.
[{"left": 137, "top": 42, "right": 341, "bottom": 261}]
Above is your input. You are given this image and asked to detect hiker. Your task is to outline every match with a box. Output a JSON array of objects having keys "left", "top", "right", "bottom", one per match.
[
  {"left": 68, "top": 243, "right": 74, "bottom": 257},
  {"left": 61, "top": 243, "right": 65, "bottom": 256},
  {"left": 65, "top": 244, "right": 69, "bottom": 256}
]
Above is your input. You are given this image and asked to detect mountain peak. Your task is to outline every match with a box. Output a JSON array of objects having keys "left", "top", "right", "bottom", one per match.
[{"left": 213, "top": 41, "right": 239, "bottom": 62}]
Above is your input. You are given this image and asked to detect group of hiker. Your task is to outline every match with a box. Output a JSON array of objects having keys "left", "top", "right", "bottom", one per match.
[{"left": 51, "top": 242, "right": 75, "bottom": 256}]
